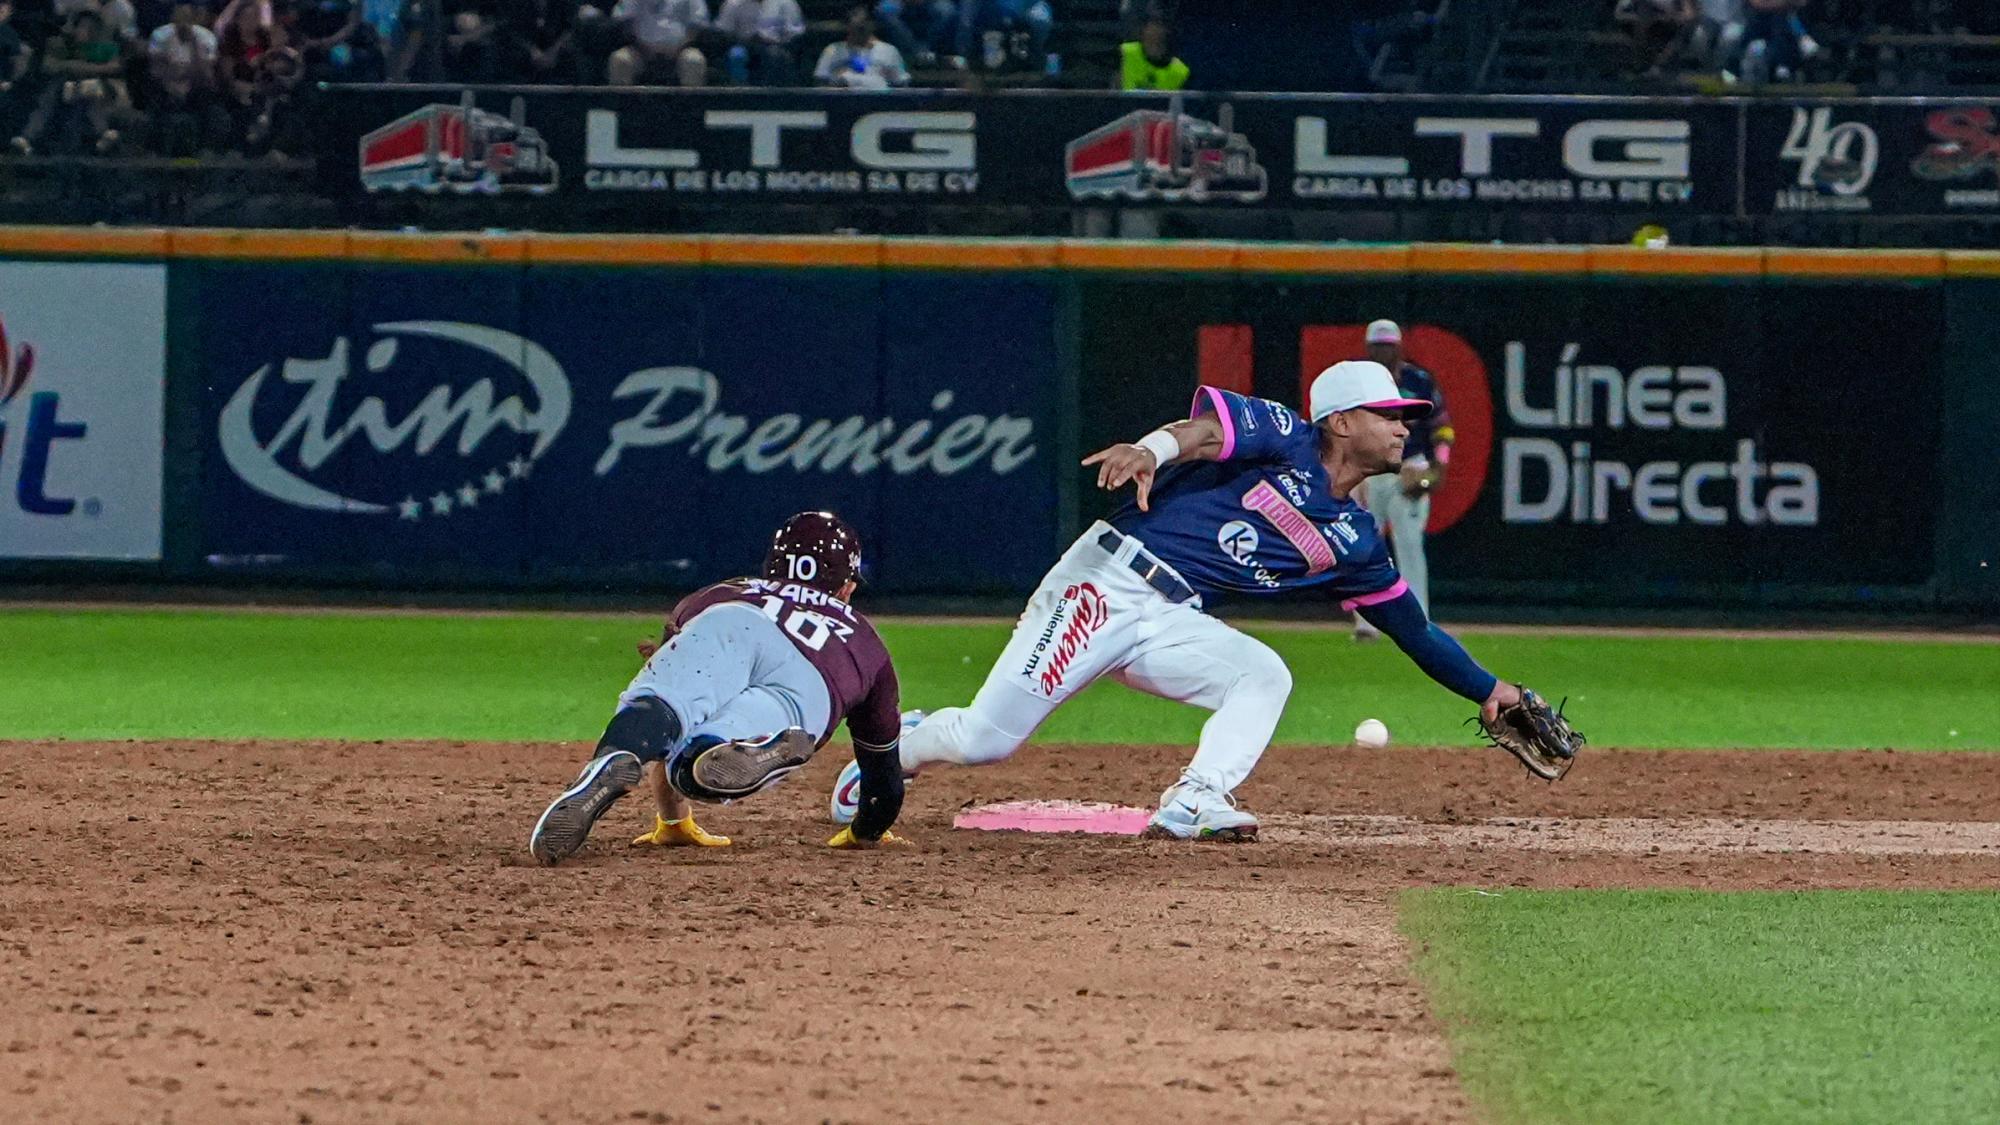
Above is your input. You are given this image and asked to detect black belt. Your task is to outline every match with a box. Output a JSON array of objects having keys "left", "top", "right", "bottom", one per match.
[{"left": 1096, "top": 529, "right": 1197, "bottom": 604}]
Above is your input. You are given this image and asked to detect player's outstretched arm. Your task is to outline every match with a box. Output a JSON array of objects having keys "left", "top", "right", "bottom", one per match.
[
  {"left": 1080, "top": 414, "right": 1224, "bottom": 511},
  {"left": 1355, "top": 590, "right": 1580, "bottom": 780},
  {"left": 829, "top": 665, "right": 909, "bottom": 849},
  {"left": 828, "top": 745, "right": 907, "bottom": 848},
  {"left": 1354, "top": 588, "right": 1512, "bottom": 712}
]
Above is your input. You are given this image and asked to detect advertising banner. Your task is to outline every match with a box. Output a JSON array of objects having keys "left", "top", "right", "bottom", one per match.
[
  {"left": 319, "top": 86, "right": 1741, "bottom": 215},
  {"left": 1079, "top": 276, "right": 1942, "bottom": 592},
  {"left": 186, "top": 263, "right": 1059, "bottom": 593},
  {"left": 1735, "top": 99, "right": 2000, "bottom": 217},
  {"left": 0, "top": 263, "right": 165, "bottom": 560}
]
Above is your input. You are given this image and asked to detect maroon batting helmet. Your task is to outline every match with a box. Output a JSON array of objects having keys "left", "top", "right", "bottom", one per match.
[{"left": 763, "top": 511, "right": 862, "bottom": 594}]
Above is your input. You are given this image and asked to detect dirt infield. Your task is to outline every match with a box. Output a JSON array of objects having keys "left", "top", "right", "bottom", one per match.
[{"left": 5, "top": 741, "right": 2000, "bottom": 1124}]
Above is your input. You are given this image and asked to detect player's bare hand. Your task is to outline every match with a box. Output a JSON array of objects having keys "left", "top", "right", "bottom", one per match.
[
  {"left": 1081, "top": 443, "right": 1159, "bottom": 510},
  {"left": 1480, "top": 680, "right": 1523, "bottom": 725},
  {"left": 827, "top": 827, "right": 912, "bottom": 850}
]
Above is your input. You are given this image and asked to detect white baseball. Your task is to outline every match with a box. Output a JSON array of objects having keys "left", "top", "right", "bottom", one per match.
[{"left": 1353, "top": 719, "right": 1390, "bottom": 749}]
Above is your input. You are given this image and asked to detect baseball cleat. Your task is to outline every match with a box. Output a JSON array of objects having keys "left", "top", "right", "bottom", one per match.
[
  {"left": 1143, "top": 772, "right": 1259, "bottom": 842},
  {"left": 689, "top": 728, "right": 817, "bottom": 799},
  {"left": 529, "top": 750, "right": 642, "bottom": 865},
  {"left": 831, "top": 710, "right": 924, "bottom": 825}
]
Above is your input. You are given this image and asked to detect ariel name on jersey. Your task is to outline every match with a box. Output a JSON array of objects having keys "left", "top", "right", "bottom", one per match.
[{"left": 742, "top": 577, "right": 859, "bottom": 619}]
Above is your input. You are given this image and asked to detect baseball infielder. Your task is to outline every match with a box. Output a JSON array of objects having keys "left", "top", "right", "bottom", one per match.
[
  {"left": 1354, "top": 319, "right": 1452, "bottom": 642},
  {"left": 530, "top": 511, "right": 907, "bottom": 864},
  {"left": 830, "top": 361, "right": 1577, "bottom": 841}
]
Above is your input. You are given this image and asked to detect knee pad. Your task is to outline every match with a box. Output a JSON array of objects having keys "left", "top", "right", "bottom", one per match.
[{"left": 597, "top": 695, "right": 681, "bottom": 764}]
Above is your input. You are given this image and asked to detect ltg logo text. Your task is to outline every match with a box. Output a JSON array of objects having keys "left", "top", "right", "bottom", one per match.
[{"left": 0, "top": 324, "right": 90, "bottom": 516}]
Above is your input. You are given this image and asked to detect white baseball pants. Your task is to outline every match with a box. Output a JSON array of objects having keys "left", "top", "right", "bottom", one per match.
[{"left": 899, "top": 521, "right": 1293, "bottom": 794}]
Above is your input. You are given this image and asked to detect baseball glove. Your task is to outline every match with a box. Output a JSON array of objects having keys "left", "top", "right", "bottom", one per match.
[{"left": 1475, "top": 686, "right": 1584, "bottom": 781}]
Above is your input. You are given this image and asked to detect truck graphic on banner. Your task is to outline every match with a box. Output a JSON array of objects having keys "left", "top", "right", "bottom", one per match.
[
  {"left": 1064, "top": 94, "right": 1267, "bottom": 203},
  {"left": 359, "top": 91, "right": 558, "bottom": 195}
]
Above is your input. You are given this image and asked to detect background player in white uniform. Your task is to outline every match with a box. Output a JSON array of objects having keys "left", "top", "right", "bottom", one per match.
[
  {"left": 832, "top": 361, "right": 1575, "bottom": 841},
  {"left": 1355, "top": 319, "right": 1453, "bottom": 641}
]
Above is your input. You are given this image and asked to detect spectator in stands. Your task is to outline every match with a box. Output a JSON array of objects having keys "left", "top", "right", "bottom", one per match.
[
  {"left": 491, "top": 0, "right": 575, "bottom": 82},
  {"left": 1117, "top": 16, "right": 1184, "bottom": 89},
  {"left": 1741, "top": 0, "right": 1817, "bottom": 81},
  {"left": 714, "top": 0, "right": 801, "bottom": 85},
  {"left": 1615, "top": 0, "right": 1698, "bottom": 77},
  {"left": 1691, "top": 0, "right": 1745, "bottom": 75},
  {"left": 872, "top": 0, "right": 951, "bottom": 68},
  {"left": 218, "top": 0, "right": 300, "bottom": 150},
  {"left": 605, "top": 0, "right": 706, "bottom": 84},
  {"left": 146, "top": 1, "right": 227, "bottom": 153},
  {"left": 953, "top": 0, "right": 1049, "bottom": 72},
  {"left": 10, "top": 9, "right": 126, "bottom": 153},
  {"left": 386, "top": 0, "right": 440, "bottom": 77},
  {"left": 442, "top": 0, "right": 502, "bottom": 80},
  {"left": 56, "top": 0, "right": 138, "bottom": 40},
  {"left": 0, "top": 2, "right": 30, "bottom": 110},
  {"left": 208, "top": 0, "right": 267, "bottom": 36},
  {"left": 288, "top": 0, "right": 382, "bottom": 81},
  {"left": 814, "top": 5, "right": 905, "bottom": 87}
]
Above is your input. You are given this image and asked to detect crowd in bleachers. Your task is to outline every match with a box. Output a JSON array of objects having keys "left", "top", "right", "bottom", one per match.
[
  {"left": 0, "top": 0, "right": 322, "bottom": 156},
  {"left": 0, "top": 0, "right": 1195, "bottom": 155},
  {"left": 7, "top": 0, "right": 2000, "bottom": 160},
  {"left": 1610, "top": 0, "right": 2000, "bottom": 86}
]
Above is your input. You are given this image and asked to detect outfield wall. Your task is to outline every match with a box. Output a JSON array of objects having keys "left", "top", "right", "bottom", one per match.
[{"left": 0, "top": 228, "right": 1993, "bottom": 613}]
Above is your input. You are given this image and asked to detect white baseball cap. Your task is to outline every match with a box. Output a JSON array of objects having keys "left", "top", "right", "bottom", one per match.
[
  {"left": 1308, "top": 360, "right": 1433, "bottom": 423},
  {"left": 1365, "top": 319, "right": 1403, "bottom": 345}
]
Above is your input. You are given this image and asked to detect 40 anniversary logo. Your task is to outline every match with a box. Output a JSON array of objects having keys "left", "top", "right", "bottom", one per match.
[{"left": 218, "top": 321, "right": 1039, "bottom": 520}]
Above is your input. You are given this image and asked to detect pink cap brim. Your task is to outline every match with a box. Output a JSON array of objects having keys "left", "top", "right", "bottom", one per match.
[{"left": 1361, "top": 397, "right": 1434, "bottom": 418}]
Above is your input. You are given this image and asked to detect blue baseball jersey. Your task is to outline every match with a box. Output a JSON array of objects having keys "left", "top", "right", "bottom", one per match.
[{"left": 1107, "top": 387, "right": 1407, "bottom": 608}]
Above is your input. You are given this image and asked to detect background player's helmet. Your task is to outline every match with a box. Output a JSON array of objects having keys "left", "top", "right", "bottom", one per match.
[{"left": 763, "top": 511, "right": 862, "bottom": 594}]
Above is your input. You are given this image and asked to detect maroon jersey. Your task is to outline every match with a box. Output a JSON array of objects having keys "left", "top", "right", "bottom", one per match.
[{"left": 668, "top": 578, "right": 901, "bottom": 749}]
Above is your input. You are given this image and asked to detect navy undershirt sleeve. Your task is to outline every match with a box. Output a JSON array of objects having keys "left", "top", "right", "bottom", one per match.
[{"left": 1356, "top": 589, "right": 1499, "bottom": 703}]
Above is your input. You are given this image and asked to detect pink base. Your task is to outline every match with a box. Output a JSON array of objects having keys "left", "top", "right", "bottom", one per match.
[{"left": 951, "top": 800, "right": 1153, "bottom": 836}]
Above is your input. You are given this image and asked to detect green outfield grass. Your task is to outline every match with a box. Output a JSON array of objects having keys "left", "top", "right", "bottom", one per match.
[
  {"left": 1401, "top": 889, "right": 2000, "bottom": 1124},
  {"left": 0, "top": 608, "right": 1995, "bottom": 746}
]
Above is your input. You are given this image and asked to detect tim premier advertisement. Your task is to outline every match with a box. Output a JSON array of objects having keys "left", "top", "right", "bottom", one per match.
[{"left": 184, "top": 263, "right": 1060, "bottom": 593}]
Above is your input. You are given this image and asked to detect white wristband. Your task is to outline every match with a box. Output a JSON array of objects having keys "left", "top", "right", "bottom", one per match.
[{"left": 1136, "top": 429, "right": 1180, "bottom": 468}]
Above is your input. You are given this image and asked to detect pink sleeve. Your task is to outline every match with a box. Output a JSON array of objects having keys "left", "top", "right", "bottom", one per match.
[
  {"left": 1339, "top": 578, "right": 1410, "bottom": 613},
  {"left": 1189, "top": 386, "right": 1237, "bottom": 461}
]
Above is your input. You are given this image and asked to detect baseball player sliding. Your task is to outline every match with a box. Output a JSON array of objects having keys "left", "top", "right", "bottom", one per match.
[
  {"left": 832, "top": 361, "right": 1581, "bottom": 841},
  {"left": 530, "top": 512, "right": 908, "bottom": 865}
]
